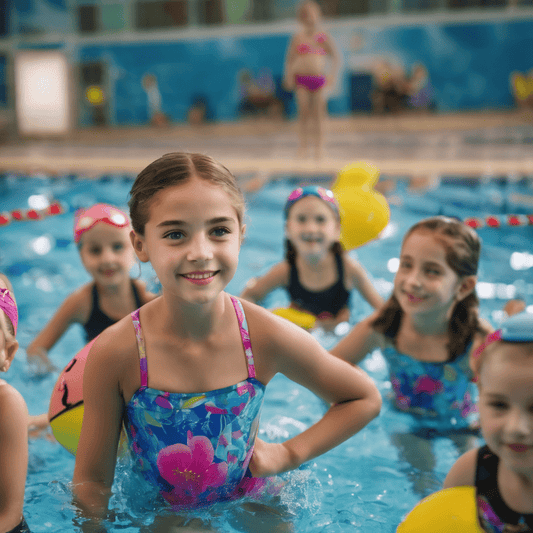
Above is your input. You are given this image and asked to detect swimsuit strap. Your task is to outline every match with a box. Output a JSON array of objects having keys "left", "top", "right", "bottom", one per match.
[
  {"left": 131, "top": 308, "right": 148, "bottom": 390},
  {"left": 229, "top": 295, "right": 256, "bottom": 379}
]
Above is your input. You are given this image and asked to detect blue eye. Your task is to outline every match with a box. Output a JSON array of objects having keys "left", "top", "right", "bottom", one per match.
[
  {"left": 89, "top": 247, "right": 102, "bottom": 256},
  {"left": 165, "top": 231, "right": 184, "bottom": 240},
  {"left": 112, "top": 243, "right": 124, "bottom": 252},
  {"left": 212, "top": 227, "right": 230, "bottom": 237}
]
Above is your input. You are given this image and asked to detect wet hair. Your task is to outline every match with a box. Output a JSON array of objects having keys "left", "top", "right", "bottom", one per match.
[
  {"left": 128, "top": 152, "right": 245, "bottom": 235},
  {"left": 372, "top": 216, "right": 487, "bottom": 361}
]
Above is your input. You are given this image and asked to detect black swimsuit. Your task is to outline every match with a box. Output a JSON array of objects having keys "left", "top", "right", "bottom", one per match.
[
  {"left": 7, "top": 518, "right": 30, "bottom": 533},
  {"left": 287, "top": 253, "right": 350, "bottom": 317},
  {"left": 475, "top": 445, "right": 533, "bottom": 532},
  {"left": 83, "top": 281, "right": 142, "bottom": 341}
]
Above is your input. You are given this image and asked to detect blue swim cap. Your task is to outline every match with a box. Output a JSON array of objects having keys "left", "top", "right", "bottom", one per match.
[{"left": 500, "top": 311, "right": 533, "bottom": 342}]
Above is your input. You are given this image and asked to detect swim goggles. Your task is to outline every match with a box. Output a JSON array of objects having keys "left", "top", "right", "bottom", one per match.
[
  {"left": 74, "top": 203, "right": 130, "bottom": 243},
  {"left": 472, "top": 310, "right": 533, "bottom": 361},
  {"left": 284, "top": 186, "right": 339, "bottom": 219},
  {"left": 0, "top": 288, "right": 18, "bottom": 335}
]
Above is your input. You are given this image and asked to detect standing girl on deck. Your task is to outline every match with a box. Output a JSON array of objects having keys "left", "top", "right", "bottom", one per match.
[
  {"left": 283, "top": 0, "right": 340, "bottom": 160},
  {"left": 72, "top": 153, "right": 381, "bottom": 529}
]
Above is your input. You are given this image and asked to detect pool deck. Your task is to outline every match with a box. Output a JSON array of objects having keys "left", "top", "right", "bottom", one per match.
[{"left": 0, "top": 110, "right": 532, "bottom": 181}]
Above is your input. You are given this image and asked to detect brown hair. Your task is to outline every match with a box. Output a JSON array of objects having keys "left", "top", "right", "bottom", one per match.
[
  {"left": 372, "top": 216, "right": 487, "bottom": 361},
  {"left": 128, "top": 152, "right": 245, "bottom": 235}
]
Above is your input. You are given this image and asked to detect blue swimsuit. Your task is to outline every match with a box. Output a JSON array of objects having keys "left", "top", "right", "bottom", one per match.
[
  {"left": 383, "top": 343, "right": 477, "bottom": 431},
  {"left": 124, "top": 296, "right": 279, "bottom": 508}
]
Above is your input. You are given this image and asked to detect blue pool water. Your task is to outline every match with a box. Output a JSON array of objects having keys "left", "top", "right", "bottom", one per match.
[{"left": 1, "top": 172, "right": 533, "bottom": 532}]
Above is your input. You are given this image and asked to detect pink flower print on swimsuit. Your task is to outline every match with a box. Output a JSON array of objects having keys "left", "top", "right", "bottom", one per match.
[
  {"left": 125, "top": 296, "right": 281, "bottom": 508},
  {"left": 383, "top": 343, "right": 477, "bottom": 431}
]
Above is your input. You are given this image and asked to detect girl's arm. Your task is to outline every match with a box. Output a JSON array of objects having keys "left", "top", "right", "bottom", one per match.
[
  {"left": 0, "top": 384, "right": 29, "bottom": 531},
  {"left": 240, "top": 262, "right": 289, "bottom": 304},
  {"left": 283, "top": 35, "right": 298, "bottom": 91},
  {"left": 323, "top": 32, "right": 341, "bottom": 92},
  {"left": 442, "top": 448, "right": 477, "bottom": 489},
  {"left": 26, "top": 286, "right": 90, "bottom": 368},
  {"left": 330, "top": 312, "right": 384, "bottom": 365},
  {"left": 345, "top": 257, "right": 384, "bottom": 310},
  {"left": 72, "top": 325, "right": 127, "bottom": 524},
  {"left": 244, "top": 303, "right": 382, "bottom": 476}
]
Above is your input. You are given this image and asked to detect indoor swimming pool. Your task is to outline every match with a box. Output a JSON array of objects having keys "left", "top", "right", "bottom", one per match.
[{"left": 1, "top": 171, "right": 533, "bottom": 532}]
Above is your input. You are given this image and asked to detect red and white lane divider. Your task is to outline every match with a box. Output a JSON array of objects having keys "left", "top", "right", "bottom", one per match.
[
  {"left": 464, "top": 214, "right": 533, "bottom": 229},
  {"left": 0, "top": 201, "right": 65, "bottom": 226}
]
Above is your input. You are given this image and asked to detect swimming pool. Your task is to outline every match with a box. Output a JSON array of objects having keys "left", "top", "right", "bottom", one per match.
[{"left": 1, "top": 172, "right": 533, "bottom": 532}]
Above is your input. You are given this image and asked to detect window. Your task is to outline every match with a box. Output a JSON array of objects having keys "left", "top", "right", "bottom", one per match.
[
  {"left": 198, "top": 0, "right": 224, "bottom": 24},
  {"left": 78, "top": 5, "right": 99, "bottom": 33},
  {"left": 135, "top": 0, "right": 188, "bottom": 29}
]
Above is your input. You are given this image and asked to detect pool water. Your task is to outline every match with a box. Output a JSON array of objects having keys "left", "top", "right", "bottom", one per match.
[{"left": 1, "top": 172, "right": 533, "bottom": 532}]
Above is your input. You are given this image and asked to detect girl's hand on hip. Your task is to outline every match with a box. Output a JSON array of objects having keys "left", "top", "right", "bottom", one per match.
[{"left": 248, "top": 438, "right": 298, "bottom": 477}]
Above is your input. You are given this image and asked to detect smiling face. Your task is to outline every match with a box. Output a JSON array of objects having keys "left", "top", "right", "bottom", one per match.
[
  {"left": 78, "top": 224, "right": 136, "bottom": 288},
  {"left": 131, "top": 177, "right": 244, "bottom": 306},
  {"left": 285, "top": 196, "right": 340, "bottom": 261},
  {"left": 394, "top": 230, "right": 474, "bottom": 319},
  {"left": 478, "top": 343, "right": 533, "bottom": 476}
]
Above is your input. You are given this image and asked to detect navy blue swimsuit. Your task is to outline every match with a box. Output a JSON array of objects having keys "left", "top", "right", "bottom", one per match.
[
  {"left": 287, "top": 253, "right": 350, "bottom": 317},
  {"left": 83, "top": 281, "right": 142, "bottom": 341}
]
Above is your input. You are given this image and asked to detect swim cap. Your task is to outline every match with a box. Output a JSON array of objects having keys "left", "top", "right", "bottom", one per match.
[
  {"left": 284, "top": 186, "right": 339, "bottom": 219},
  {"left": 74, "top": 203, "right": 130, "bottom": 244},
  {"left": 500, "top": 311, "right": 533, "bottom": 342},
  {"left": 0, "top": 288, "right": 18, "bottom": 335}
]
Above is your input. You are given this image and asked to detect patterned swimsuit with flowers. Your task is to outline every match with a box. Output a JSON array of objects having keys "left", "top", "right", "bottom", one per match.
[
  {"left": 383, "top": 343, "right": 477, "bottom": 431},
  {"left": 124, "top": 296, "right": 275, "bottom": 508}
]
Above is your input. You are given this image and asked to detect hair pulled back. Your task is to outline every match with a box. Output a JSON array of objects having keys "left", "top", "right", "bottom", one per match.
[
  {"left": 372, "top": 216, "right": 487, "bottom": 361},
  {"left": 128, "top": 152, "right": 245, "bottom": 235}
]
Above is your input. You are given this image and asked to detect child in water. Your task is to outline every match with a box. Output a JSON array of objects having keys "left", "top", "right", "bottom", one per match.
[
  {"left": 444, "top": 311, "right": 533, "bottom": 532},
  {"left": 71, "top": 153, "right": 381, "bottom": 528},
  {"left": 27, "top": 203, "right": 154, "bottom": 371},
  {"left": 331, "top": 216, "right": 492, "bottom": 494},
  {"left": 283, "top": 0, "right": 340, "bottom": 159},
  {"left": 0, "top": 274, "right": 30, "bottom": 533},
  {"left": 240, "top": 185, "right": 383, "bottom": 330}
]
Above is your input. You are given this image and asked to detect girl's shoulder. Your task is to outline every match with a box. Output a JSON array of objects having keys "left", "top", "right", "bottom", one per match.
[
  {"left": 443, "top": 447, "right": 478, "bottom": 489},
  {"left": 0, "top": 381, "right": 28, "bottom": 424},
  {"left": 58, "top": 282, "right": 94, "bottom": 323}
]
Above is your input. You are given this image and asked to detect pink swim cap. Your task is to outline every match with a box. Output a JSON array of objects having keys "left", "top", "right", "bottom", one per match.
[
  {"left": 74, "top": 203, "right": 130, "bottom": 244},
  {"left": 0, "top": 288, "right": 18, "bottom": 336}
]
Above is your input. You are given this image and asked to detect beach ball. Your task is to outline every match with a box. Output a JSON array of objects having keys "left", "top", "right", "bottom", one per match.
[
  {"left": 331, "top": 161, "right": 390, "bottom": 250},
  {"left": 397, "top": 486, "right": 484, "bottom": 532},
  {"left": 48, "top": 339, "right": 96, "bottom": 455}
]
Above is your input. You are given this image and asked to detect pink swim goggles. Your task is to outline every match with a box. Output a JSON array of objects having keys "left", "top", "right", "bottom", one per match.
[
  {"left": 284, "top": 186, "right": 339, "bottom": 219},
  {"left": 0, "top": 288, "right": 18, "bottom": 335},
  {"left": 74, "top": 203, "right": 130, "bottom": 244}
]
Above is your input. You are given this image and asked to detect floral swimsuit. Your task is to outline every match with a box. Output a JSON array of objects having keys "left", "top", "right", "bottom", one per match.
[
  {"left": 383, "top": 343, "right": 477, "bottom": 431},
  {"left": 124, "top": 296, "right": 276, "bottom": 508}
]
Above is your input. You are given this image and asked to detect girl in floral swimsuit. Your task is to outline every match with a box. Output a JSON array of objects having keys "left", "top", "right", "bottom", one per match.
[
  {"left": 72, "top": 152, "right": 381, "bottom": 529},
  {"left": 283, "top": 1, "right": 340, "bottom": 160},
  {"left": 331, "top": 216, "right": 493, "bottom": 496}
]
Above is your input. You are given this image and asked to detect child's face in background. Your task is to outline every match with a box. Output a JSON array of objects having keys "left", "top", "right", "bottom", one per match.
[
  {"left": 78, "top": 223, "right": 135, "bottom": 288},
  {"left": 394, "top": 230, "right": 471, "bottom": 318},
  {"left": 478, "top": 344, "right": 533, "bottom": 476},
  {"left": 285, "top": 196, "right": 340, "bottom": 260},
  {"left": 132, "top": 177, "right": 244, "bottom": 306}
]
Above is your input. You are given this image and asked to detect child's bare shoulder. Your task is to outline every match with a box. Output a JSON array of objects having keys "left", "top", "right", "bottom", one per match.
[
  {"left": 443, "top": 447, "right": 478, "bottom": 489},
  {"left": 0, "top": 381, "right": 28, "bottom": 423},
  {"left": 62, "top": 282, "right": 94, "bottom": 322}
]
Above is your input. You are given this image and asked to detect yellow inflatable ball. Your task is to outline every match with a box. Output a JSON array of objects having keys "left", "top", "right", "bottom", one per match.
[
  {"left": 331, "top": 161, "right": 390, "bottom": 251},
  {"left": 397, "top": 487, "right": 484, "bottom": 533},
  {"left": 272, "top": 307, "right": 316, "bottom": 329}
]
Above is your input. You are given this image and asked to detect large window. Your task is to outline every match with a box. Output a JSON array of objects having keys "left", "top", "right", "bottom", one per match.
[{"left": 135, "top": 0, "right": 188, "bottom": 29}]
